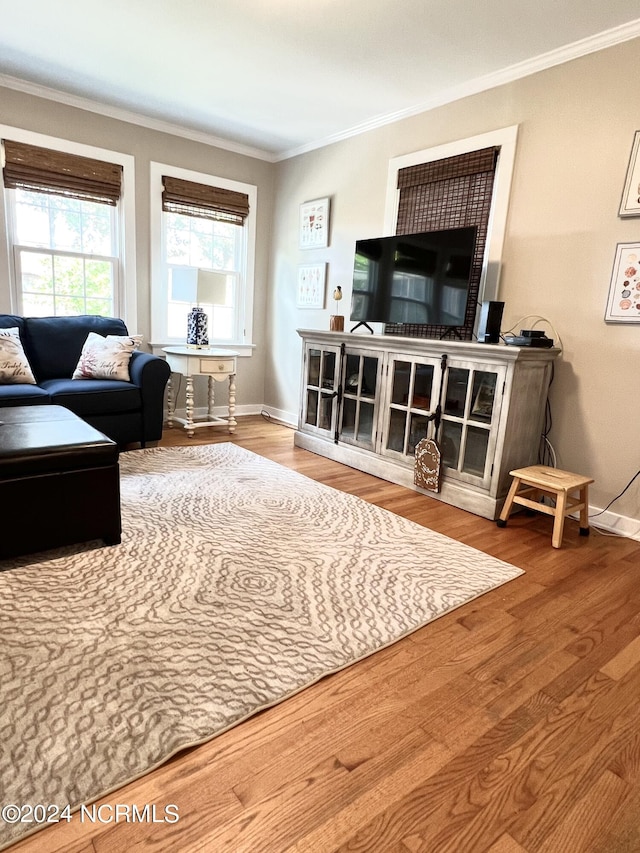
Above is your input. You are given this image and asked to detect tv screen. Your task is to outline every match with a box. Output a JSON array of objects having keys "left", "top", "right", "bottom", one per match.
[{"left": 350, "top": 227, "right": 477, "bottom": 328}]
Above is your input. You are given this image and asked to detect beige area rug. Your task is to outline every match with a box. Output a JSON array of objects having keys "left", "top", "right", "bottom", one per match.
[{"left": 0, "top": 444, "right": 523, "bottom": 849}]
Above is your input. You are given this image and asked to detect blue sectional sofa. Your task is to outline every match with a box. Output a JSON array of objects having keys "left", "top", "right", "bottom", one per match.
[{"left": 0, "top": 314, "right": 170, "bottom": 446}]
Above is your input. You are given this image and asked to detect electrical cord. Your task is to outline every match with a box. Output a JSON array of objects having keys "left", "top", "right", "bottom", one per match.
[
  {"left": 589, "top": 469, "right": 640, "bottom": 518},
  {"left": 473, "top": 306, "right": 561, "bottom": 471},
  {"left": 492, "top": 314, "right": 637, "bottom": 532},
  {"left": 539, "top": 435, "right": 557, "bottom": 468},
  {"left": 502, "top": 314, "right": 564, "bottom": 354},
  {"left": 537, "top": 360, "right": 556, "bottom": 468},
  {"left": 475, "top": 306, "right": 561, "bottom": 474}
]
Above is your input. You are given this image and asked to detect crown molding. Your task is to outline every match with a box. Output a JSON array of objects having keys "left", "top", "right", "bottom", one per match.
[
  {"left": 2, "top": 17, "right": 639, "bottom": 164},
  {"left": 0, "top": 73, "right": 277, "bottom": 163},
  {"left": 276, "top": 18, "right": 640, "bottom": 161}
]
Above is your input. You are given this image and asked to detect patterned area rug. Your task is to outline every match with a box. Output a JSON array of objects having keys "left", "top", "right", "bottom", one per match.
[{"left": 0, "top": 444, "right": 523, "bottom": 849}]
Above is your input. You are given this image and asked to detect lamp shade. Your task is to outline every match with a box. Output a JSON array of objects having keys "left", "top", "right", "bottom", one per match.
[
  {"left": 197, "top": 270, "right": 228, "bottom": 306},
  {"left": 170, "top": 267, "right": 198, "bottom": 303}
]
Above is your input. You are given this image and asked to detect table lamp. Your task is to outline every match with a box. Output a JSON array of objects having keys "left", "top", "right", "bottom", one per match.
[{"left": 186, "top": 269, "right": 228, "bottom": 348}]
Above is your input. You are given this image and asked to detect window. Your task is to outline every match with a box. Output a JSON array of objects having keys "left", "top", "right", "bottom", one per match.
[
  {"left": 0, "top": 129, "right": 136, "bottom": 325},
  {"left": 384, "top": 126, "right": 519, "bottom": 336},
  {"left": 11, "top": 190, "right": 118, "bottom": 317},
  {"left": 150, "top": 163, "right": 257, "bottom": 350},
  {"left": 391, "top": 146, "right": 499, "bottom": 339}
]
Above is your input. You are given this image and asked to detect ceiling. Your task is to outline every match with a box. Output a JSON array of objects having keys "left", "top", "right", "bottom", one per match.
[{"left": 1, "top": 0, "right": 639, "bottom": 161}]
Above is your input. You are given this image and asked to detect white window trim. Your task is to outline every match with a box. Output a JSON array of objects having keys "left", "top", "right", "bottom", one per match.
[
  {"left": 149, "top": 161, "right": 257, "bottom": 356},
  {"left": 384, "top": 125, "right": 519, "bottom": 305},
  {"left": 0, "top": 124, "right": 137, "bottom": 328}
]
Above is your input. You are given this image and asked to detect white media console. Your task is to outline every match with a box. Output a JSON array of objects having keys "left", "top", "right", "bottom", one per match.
[{"left": 294, "top": 329, "right": 559, "bottom": 519}]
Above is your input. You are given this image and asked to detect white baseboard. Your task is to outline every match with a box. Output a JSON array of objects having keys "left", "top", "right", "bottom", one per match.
[
  {"left": 165, "top": 404, "right": 297, "bottom": 427},
  {"left": 587, "top": 506, "right": 640, "bottom": 541},
  {"left": 259, "top": 406, "right": 297, "bottom": 427},
  {"left": 164, "top": 403, "right": 259, "bottom": 420}
]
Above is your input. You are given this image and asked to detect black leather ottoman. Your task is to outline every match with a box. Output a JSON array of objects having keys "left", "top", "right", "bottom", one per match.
[{"left": 0, "top": 406, "right": 121, "bottom": 559}]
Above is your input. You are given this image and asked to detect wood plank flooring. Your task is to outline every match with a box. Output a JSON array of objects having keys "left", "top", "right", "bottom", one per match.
[{"left": 9, "top": 416, "right": 640, "bottom": 853}]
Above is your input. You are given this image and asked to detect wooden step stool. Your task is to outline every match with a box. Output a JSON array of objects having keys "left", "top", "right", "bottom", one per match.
[{"left": 497, "top": 465, "right": 594, "bottom": 548}]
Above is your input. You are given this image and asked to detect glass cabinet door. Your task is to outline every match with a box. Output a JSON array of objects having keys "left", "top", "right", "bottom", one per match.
[
  {"left": 440, "top": 364, "right": 504, "bottom": 485},
  {"left": 340, "top": 350, "right": 381, "bottom": 450},
  {"left": 302, "top": 345, "right": 340, "bottom": 437},
  {"left": 382, "top": 356, "right": 438, "bottom": 461}
]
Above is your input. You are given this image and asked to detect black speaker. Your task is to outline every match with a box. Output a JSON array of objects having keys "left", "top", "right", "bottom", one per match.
[{"left": 477, "top": 301, "right": 504, "bottom": 344}]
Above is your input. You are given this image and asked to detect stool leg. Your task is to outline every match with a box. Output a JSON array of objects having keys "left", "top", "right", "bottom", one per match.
[
  {"left": 579, "top": 485, "right": 590, "bottom": 536},
  {"left": 497, "top": 477, "right": 521, "bottom": 527},
  {"left": 552, "top": 489, "right": 568, "bottom": 548}
]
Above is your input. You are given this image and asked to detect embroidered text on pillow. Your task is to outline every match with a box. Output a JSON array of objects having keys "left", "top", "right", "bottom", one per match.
[
  {"left": 0, "top": 327, "right": 37, "bottom": 385},
  {"left": 72, "top": 333, "right": 143, "bottom": 382}
]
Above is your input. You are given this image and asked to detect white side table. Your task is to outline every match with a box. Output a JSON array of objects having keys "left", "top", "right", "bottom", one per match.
[{"left": 162, "top": 347, "right": 238, "bottom": 437}]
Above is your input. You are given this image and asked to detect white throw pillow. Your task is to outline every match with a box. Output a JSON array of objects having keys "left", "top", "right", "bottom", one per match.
[
  {"left": 72, "top": 332, "right": 143, "bottom": 381},
  {"left": 0, "top": 326, "right": 36, "bottom": 385}
]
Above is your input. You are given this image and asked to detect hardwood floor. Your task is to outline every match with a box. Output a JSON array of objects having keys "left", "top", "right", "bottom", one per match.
[{"left": 10, "top": 416, "right": 640, "bottom": 853}]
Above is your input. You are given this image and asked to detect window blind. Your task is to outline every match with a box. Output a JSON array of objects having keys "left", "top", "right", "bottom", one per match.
[
  {"left": 390, "top": 146, "right": 500, "bottom": 340},
  {"left": 2, "top": 140, "right": 123, "bottom": 206},
  {"left": 162, "top": 176, "right": 250, "bottom": 225}
]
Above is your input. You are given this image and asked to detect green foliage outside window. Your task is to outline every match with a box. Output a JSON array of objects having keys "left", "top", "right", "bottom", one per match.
[{"left": 14, "top": 190, "right": 116, "bottom": 317}]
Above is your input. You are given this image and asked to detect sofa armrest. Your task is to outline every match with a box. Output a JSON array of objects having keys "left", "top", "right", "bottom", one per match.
[{"left": 129, "top": 351, "right": 171, "bottom": 443}]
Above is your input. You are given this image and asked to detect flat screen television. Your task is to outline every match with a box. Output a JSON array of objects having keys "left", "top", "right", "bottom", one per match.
[{"left": 349, "top": 226, "right": 478, "bottom": 331}]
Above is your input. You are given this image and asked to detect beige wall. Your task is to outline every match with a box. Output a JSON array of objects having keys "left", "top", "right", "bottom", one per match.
[
  {"left": 266, "top": 38, "right": 640, "bottom": 523},
  {"left": 0, "top": 85, "right": 275, "bottom": 409}
]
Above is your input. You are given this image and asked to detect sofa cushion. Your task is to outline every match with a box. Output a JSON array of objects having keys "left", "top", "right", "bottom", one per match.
[
  {"left": 72, "top": 333, "right": 143, "bottom": 381},
  {"left": 0, "top": 385, "right": 51, "bottom": 405},
  {"left": 23, "top": 315, "right": 129, "bottom": 382},
  {"left": 42, "top": 378, "right": 141, "bottom": 416},
  {"left": 0, "top": 327, "right": 37, "bottom": 384},
  {"left": 0, "top": 315, "right": 26, "bottom": 333}
]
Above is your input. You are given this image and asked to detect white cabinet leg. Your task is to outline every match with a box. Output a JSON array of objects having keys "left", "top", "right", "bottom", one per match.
[
  {"left": 166, "top": 374, "right": 175, "bottom": 428},
  {"left": 228, "top": 374, "right": 237, "bottom": 433},
  {"left": 185, "top": 374, "right": 195, "bottom": 437}
]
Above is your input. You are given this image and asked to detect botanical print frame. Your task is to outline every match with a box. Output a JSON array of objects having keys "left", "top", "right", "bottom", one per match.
[
  {"left": 619, "top": 131, "right": 640, "bottom": 217},
  {"left": 296, "top": 263, "right": 326, "bottom": 309},
  {"left": 299, "top": 197, "right": 330, "bottom": 249},
  {"left": 604, "top": 242, "right": 640, "bottom": 323}
]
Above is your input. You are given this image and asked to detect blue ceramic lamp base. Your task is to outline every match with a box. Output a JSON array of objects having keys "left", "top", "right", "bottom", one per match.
[{"left": 187, "top": 306, "right": 209, "bottom": 347}]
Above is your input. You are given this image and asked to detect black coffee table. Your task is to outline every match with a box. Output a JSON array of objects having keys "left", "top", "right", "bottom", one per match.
[{"left": 0, "top": 406, "right": 121, "bottom": 560}]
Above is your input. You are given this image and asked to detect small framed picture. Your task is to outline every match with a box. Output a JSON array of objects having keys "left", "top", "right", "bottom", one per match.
[
  {"left": 604, "top": 242, "right": 640, "bottom": 322},
  {"left": 299, "top": 197, "right": 330, "bottom": 249},
  {"left": 296, "top": 263, "right": 326, "bottom": 309},
  {"left": 619, "top": 131, "right": 640, "bottom": 217}
]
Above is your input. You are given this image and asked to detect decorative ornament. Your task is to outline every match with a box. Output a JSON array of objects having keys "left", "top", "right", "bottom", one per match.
[
  {"left": 329, "top": 285, "right": 345, "bottom": 332},
  {"left": 414, "top": 438, "right": 442, "bottom": 492}
]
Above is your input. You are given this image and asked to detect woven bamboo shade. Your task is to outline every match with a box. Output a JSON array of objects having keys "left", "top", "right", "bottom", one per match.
[
  {"left": 2, "top": 140, "right": 123, "bottom": 206},
  {"left": 390, "top": 146, "right": 499, "bottom": 341},
  {"left": 162, "top": 176, "right": 249, "bottom": 225}
]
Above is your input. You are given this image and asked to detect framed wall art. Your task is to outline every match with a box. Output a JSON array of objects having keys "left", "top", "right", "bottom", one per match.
[
  {"left": 619, "top": 131, "right": 640, "bottom": 217},
  {"left": 299, "top": 197, "right": 330, "bottom": 249},
  {"left": 296, "top": 263, "right": 326, "bottom": 309},
  {"left": 604, "top": 241, "right": 640, "bottom": 322}
]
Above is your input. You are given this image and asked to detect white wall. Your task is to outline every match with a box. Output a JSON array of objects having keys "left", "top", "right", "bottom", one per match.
[{"left": 265, "top": 37, "right": 640, "bottom": 525}]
